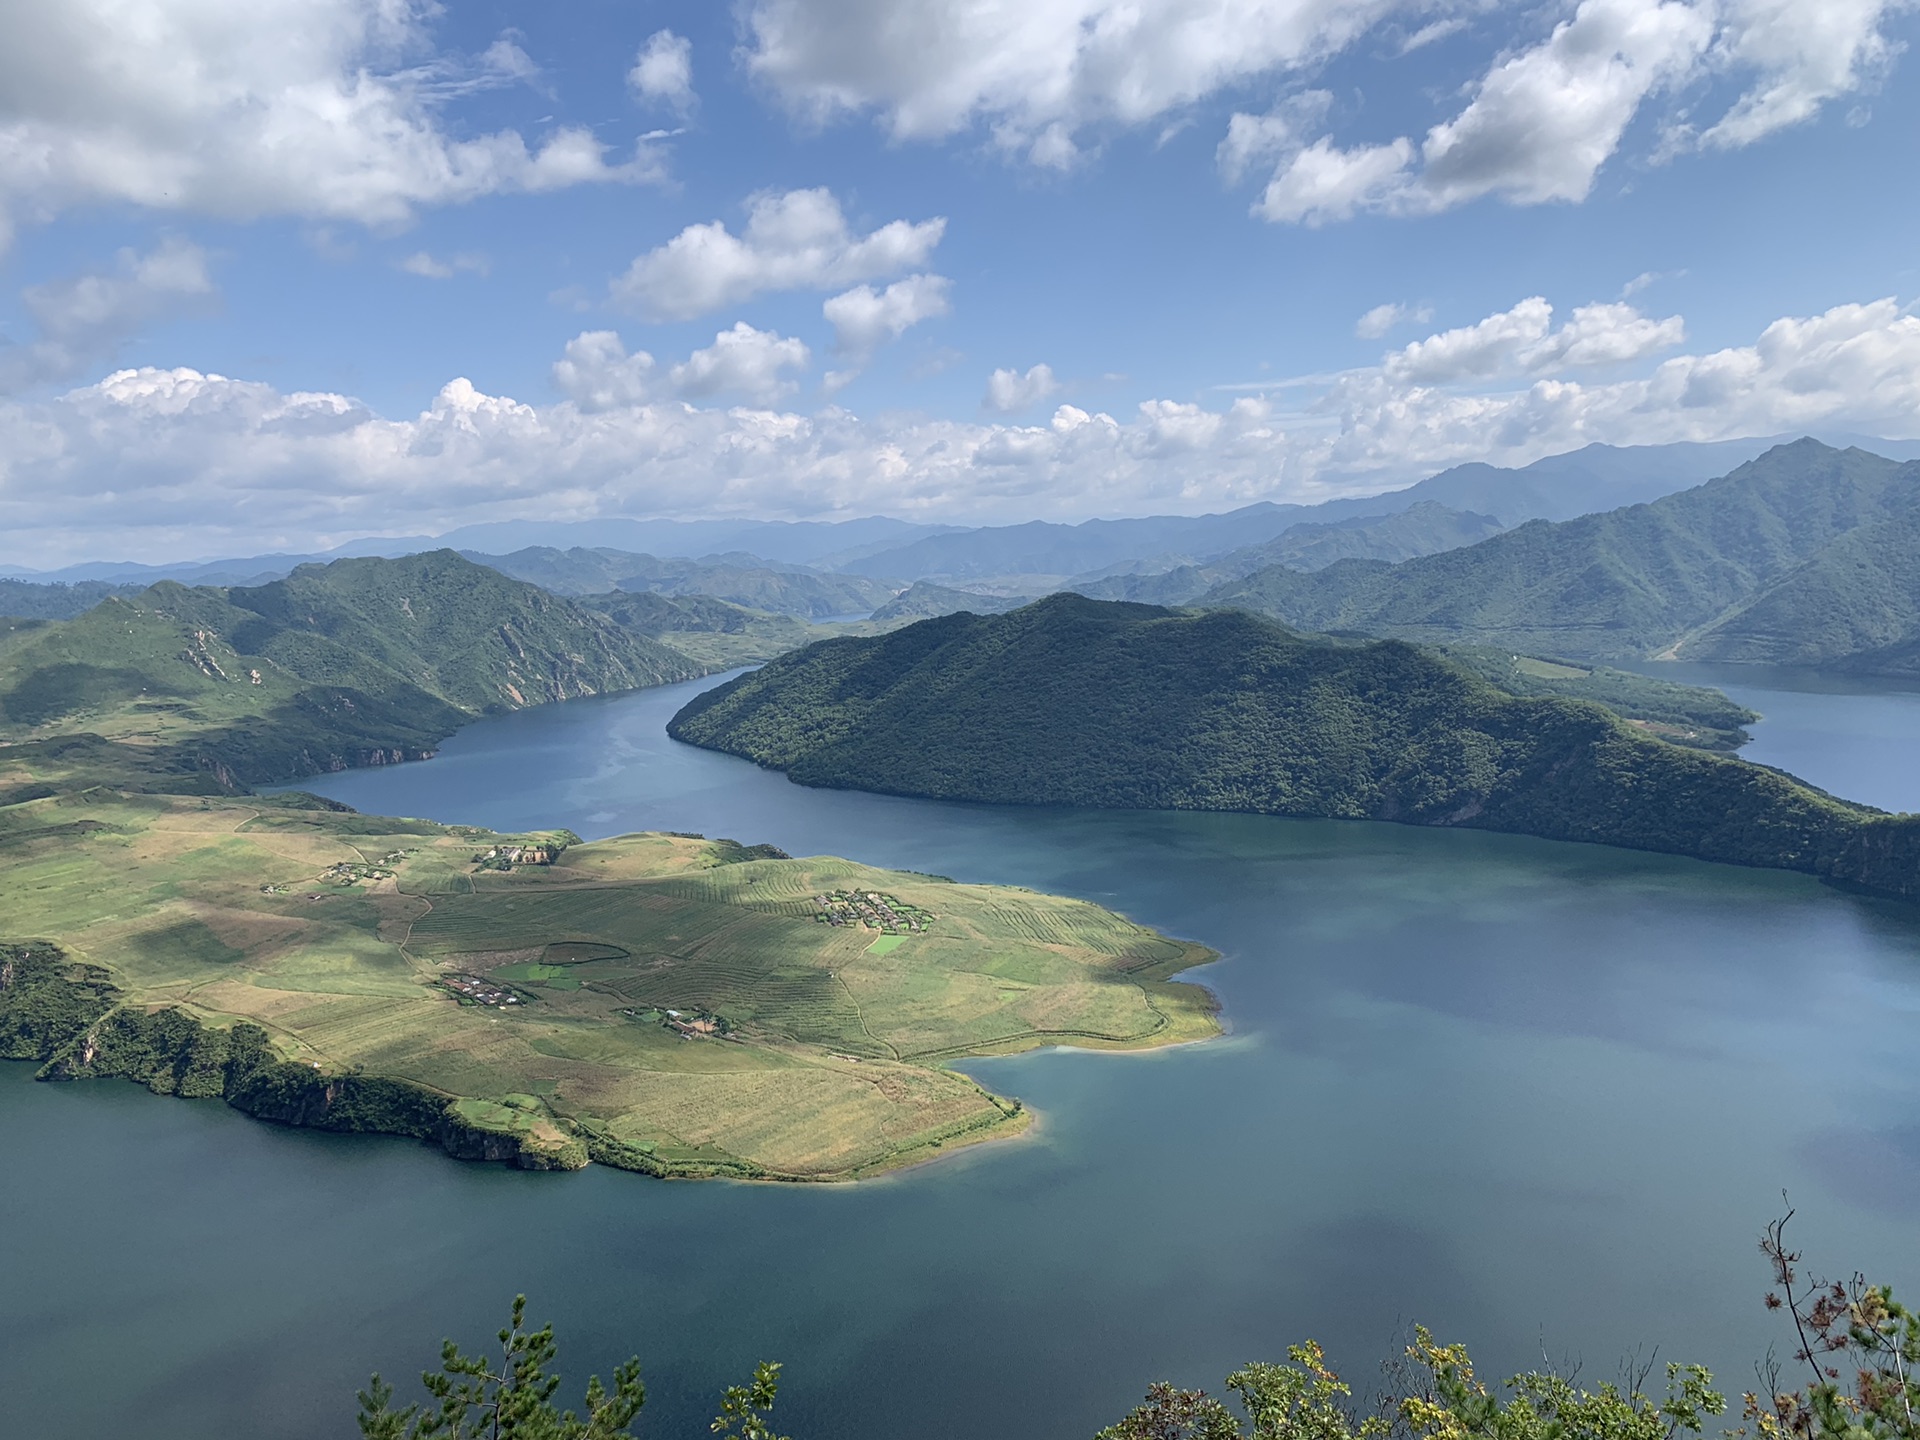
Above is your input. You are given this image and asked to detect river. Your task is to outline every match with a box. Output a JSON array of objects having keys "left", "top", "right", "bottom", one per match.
[{"left": 4, "top": 666, "right": 1918, "bottom": 1440}]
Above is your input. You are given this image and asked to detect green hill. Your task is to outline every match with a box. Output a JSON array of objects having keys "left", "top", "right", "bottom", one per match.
[
  {"left": 669, "top": 594, "right": 1918, "bottom": 900},
  {"left": 1204, "top": 440, "right": 1920, "bottom": 666},
  {"left": 0, "top": 551, "right": 699, "bottom": 789},
  {"left": 868, "top": 582, "right": 1037, "bottom": 622}
]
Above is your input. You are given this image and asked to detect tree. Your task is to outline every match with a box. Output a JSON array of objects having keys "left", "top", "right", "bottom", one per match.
[
  {"left": 1741, "top": 1209, "right": 1918, "bottom": 1440},
  {"left": 355, "top": 1296, "right": 787, "bottom": 1440}
]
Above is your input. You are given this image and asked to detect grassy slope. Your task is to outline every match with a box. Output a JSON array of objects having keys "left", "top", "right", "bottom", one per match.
[
  {"left": 669, "top": 594, "right": 1917, "bottom": 896},
  {"left": 0, "top": 791, "right": 1216, "bottom": 1179},
  {"left": 0, "top": 552, "right": 702, "bottom": 788},
  {"left": 1204, "top": 441, "right": 1920, "bottom": 663}
]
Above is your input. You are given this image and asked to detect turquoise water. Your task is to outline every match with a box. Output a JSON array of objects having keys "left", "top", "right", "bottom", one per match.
[{"left": 4, "top": 670, "right": 1918, "bottom": 1440}]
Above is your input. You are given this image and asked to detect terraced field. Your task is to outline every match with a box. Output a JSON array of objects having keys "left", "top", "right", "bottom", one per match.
[{"left": 0, "top": 790, "right": 1218, "bottom": 1179}]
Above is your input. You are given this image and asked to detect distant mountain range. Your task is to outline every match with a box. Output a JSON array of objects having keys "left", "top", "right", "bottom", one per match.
[
  {"left": 466, "top": 546, "right": 894, "bottom": 618},
  {"left": 667, "top": 593, "right": 1919, "bottom": 901},
  {"left": 1206, "top": 439, "right": 1920, "bottom": 674},
  {"left": 15, "top": 435, "right": 1901, "bottom": 594}
]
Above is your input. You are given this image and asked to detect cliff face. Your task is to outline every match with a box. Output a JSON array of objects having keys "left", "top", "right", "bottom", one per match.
[
  {"left": 1832, "top": 816, "right": 1920, "bottom": 902},
  {"left": 2, "top": 943, "right": 588, "bottom": 1171}
]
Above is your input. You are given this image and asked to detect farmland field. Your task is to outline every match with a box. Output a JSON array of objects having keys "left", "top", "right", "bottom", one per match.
[{"left": 0, "top": 790, "right": 1217, "bottom": 1179}]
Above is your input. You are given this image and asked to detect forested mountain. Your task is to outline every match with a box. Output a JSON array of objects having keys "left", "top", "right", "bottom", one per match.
[
  {"left": 868, "top": 582, "right": 1037, "bottom": 621},
  {"left": 1205, "top": 441, "right": 1920, "bottom": 667},
  {"left": 469, "top": 546, "right": 894, "bottom": 617},
  {"left": 0, "top": 578, "right": 138, "bottom": 620},
  {"left": 1073, "top": 503, "right": 1505, "bottom": 604},
  {"left": 0, "top": 551, "right": 699, "bottom": 787},
  {"left": 1674, "top": 509, "right": 1920, "bottom": 671},
  {"left": 670, "top": 594, "right": 1919, "bottom": 900}
]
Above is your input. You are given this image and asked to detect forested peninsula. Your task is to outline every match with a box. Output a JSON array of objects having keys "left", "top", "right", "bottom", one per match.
[{"left": 669, "top": 594, "right": 1920, "bottom": 902}]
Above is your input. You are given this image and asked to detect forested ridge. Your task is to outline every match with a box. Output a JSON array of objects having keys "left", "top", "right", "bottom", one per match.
[{"left": 670, "top": 595, "right": 1920, "bottom": 900}]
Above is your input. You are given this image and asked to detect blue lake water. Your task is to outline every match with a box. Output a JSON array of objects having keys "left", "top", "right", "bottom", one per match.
[{"left": 4, "top": 667, "right": 1918, "bottom": 1440}]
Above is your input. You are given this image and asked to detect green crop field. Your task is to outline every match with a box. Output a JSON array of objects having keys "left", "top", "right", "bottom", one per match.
[{"left": 0, "top": 792, "right": 1217, "bottom": 1180}]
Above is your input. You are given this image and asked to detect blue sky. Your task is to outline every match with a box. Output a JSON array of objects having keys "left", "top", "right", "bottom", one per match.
[{"left": 2, "top": 0, "right": 1918, "bottom": 562}]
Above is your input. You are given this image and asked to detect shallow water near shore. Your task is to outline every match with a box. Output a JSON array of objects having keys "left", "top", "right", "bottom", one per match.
[{"left": 5, "top": 668, "right": 1919, "bottom": 1440}]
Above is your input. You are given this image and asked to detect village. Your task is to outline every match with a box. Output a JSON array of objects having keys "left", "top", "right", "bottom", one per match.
[
  {"left": 625, "top": 1005, "right": 737, "bottom": 1041},
  {"left": 811, "top": 889, "right": 934, "bottom": 935},
  {"left": 438, "top": 973, "right": 524, "bottom": 1008},
  {"left": 471, "top": 842, "right": 564, "bottom": 871}
]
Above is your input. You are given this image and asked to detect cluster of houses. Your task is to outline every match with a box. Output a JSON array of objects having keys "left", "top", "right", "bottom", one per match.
[
  {"left": 440, "top": 973, "right": 523, "bottom": 1007},
  {"left": 628, "top": 1006, "right": 734, "bottom": 1040},
  {"left": 811, "top": 889, "right": 932, "bottom": 935},
  {"left": 320, "top": 860, "right": 395, "bottom": 886},
  {"left": 471, "top": 843, "right": 563, "bottom": 871}
]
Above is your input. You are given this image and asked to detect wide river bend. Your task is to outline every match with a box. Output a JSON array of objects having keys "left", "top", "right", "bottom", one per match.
[{"left": 4, "top": 666, "right": 1918, "bottom": 1440}]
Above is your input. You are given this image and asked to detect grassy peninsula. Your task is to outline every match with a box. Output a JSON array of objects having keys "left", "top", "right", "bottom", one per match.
[
  {"left": 0, "top": 790, "right": 1215, "bottom": 1178},
  {"left": 668, "top": 594, "right": 1920, "bottom": 901}
]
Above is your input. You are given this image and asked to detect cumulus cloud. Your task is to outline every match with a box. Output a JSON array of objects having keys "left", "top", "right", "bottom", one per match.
[
  {"left": 668, "top": 323, "right": 811, "bottom": 403},
  {"left": 1355, "top": 302, "right": 1433, "bottom": 339},
  {"left": 984, "top": 363, "right": 1061, "bottom": 412},
  {"left": 1384, "top": 297, "right": 1684, "bottom": 382},
  {"left": 0, "top": 0, "right": 661, "bottom": 244},
  {"left": 6, "top": 294, "right": 1920, "bottom": 564},
  {"left": 398, "top": 251, "right": 488, "bottom": 280},
  {"left": 551, "top": 331, "right": 657, "bottom": 411},
  {"left": 629, "top": 30, "right": 695, "bottom": 111},
  {"left": 0, "top": 237, "right": 215, "bottom": 391},
  {"left": 611, "top": 189, "right": 946, "bottom": 322},
  {"left": 823, "top": 274, "right": 953, "bottom": 356},
  {"left": 1697, "top": 0, "right": 1904, "bottom": 148},
  {"left": 741, "top": 0, "right": 1392, "bottom": 163},
  {"left": 1224, "top": 0, "right": 1906, "bottom": 225}
]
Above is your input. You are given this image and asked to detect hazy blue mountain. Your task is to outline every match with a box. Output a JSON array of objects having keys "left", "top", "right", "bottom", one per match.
[
  {"left": 831, "top": 438, "right": 1817, "bottom": 583},
  {"left": 0, "top": 579, "right": 140, "bottom": 620},
  {"left": 867, "top": 582, "right": 1037, "bottom": 622},
  {"left": 1204, "top": 441, "right": 1920, "bottom": 663},
  {"left": 468, "top": 546, "right": 895, "bottom": 618},
  {"left": 1072, "top": 503, "right": 1506, "bottom": 603}
]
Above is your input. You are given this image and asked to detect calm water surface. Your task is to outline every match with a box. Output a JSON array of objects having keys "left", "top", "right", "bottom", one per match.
[{"left": 5, "top": 669, "right": 1919, "bottom": 1440}]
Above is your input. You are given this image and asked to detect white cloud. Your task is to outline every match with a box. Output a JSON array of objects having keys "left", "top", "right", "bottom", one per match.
[
  {"left": 629, "top": 30, "right": 696, "bottom": 111},
  {"left": 1355, "top": 302, "right": 1433, "bottom": 339},
  {"left": 668, "top": 323, "right": 811, "bottom": 403},
  {"left": 1385, "top": 298, "right": 1556, "bottom": 383},
  {"left": 1524, "top": 301, "right": 1687, "bottom": 368},
  {"left": 0, "top": 237, "right": 215, "bottom": 391},
  {"left": 1256, "top": 136, "right": 1416, "bottom": 224},
  {"left": 1225, "top": 0, "right": 1904, "bottom": 227},
  {"left": 7, "top": 294, "right": 1920, "bottom": 564},
  {"left": 823, "top": 274, "right": 953, "bottom": 356},
  {"left": 398, "top": 251, "right": 488, "bottom": 280},
  {"left": 984, "top": 363, "right": 1061, "bottom": 412},
  {"left": 741, "top": 0, "right": 1395, "bottom": 162},
  {"left": 611, "top": 189, "right": 946, "bottom": 322},
  {"left": 1698, "top": 0, "right": 1904, "bottom": 148},
  {"left": 0, "top": 0, "right": 661, "bottom": 244},
  {"left": 551, "top": 331, "right": 657, "bottom": 411},
  {"left": 1384, "top": 297, "right": 1685, "bottom": 382}
]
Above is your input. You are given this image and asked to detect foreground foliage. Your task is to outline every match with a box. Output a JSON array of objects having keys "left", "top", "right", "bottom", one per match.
[
  {"left": 356, "top": 1295, "right": 785, "bottom": 1440},
  {"left": 1098, "top": 1217, "right": 1914, "bottom": 1440}
]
